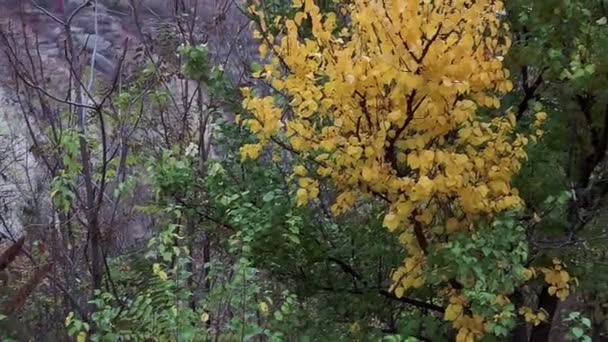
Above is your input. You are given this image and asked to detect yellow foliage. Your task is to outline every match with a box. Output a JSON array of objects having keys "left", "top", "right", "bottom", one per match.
[
  {"left": 445, "top": 303, "right": 464, "bottom": 321},
  {"left": 453, "top": 314, "right": 486, "bottom": 342},
  {"left": 77, "top": 332, "right": 87, "bottom": 342},
  {"left": 521, "top": 267, "right": 535, "bottom": 281},
  {"left": 258, "top": 302, "right": 269, "bottom": 315},
  {"left": 540, "top": 259, "right": 575, "bottom": 301},
  {"left": 296, "top": 177, "right": 320, "bottom": 206},
  {"left": 518, "top": 306, "right": 548, "bottom": 326},
  {"left": 243, "top": 0, "right": 546, "bottom": 339},
  {"left": 293, "top": 165, "right": 307, "bottom": 176},
  {"left": 152, "top": 263, "right": 168, "bottom": 281},
  {"left": 240, "top": 143, "right": 263, "bottom": 160}
]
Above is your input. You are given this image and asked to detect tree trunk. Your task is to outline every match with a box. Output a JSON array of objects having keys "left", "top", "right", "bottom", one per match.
[
  {"left": 529, "top": 286, "right": 559, "bottom": 341},
  {"left": 510, "top": 290, "right": 530, "bottom": 342},
  {"left": 62, "top": 17, "right": 104, "bottom": 294}
]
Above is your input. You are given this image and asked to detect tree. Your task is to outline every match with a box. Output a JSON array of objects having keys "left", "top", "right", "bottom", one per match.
[
  {"left": 505, "top": 0, "right": 608, "bottom": 339},
  {"left": 241, "top": 0, "right": 554, "bottom": 339}
]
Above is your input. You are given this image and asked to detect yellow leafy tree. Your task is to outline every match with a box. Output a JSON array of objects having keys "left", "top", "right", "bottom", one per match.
[{"left": 240, "top": 0, "right": 551, "bottom": 339}]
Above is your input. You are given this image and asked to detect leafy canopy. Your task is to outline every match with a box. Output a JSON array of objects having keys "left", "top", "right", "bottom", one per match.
[{"left": 241, "top": 0, "right": 550, "bottom": 339}]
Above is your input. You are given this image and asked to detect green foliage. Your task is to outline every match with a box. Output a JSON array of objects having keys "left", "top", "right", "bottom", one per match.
[
  {"left": 502, "top": 0, "right": 608, "bottom": 338},
  {"left": 427, "top": 211, "right": 529, "bottom": 337},
  {"left": 66, "top": 220, "right": 207, "bottom": 342},
  {"left": 178, "top": 44, "right": 210, "bottom": 82},
  {"left": 50, "top": 128, "right": 83, "bottom": 212},
  {"left": 147, "top": 147, "right": 198, "bottom": 201},
  {"left": 0, "top": 314, "right": 17, "bottom": 342},
  {"left": 204, "top": 119, "right": 430, "bottom": 340},
  {"left": 565, "top": 311, "right": 593, "bottom": 342},
  {"left": 50, "top": 171, "right": 77, "bottom": 213}
]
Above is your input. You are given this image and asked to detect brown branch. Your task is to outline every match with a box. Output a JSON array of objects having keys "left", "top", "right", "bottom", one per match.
[
  {"left": 13, "top": 68, "right": 98, "bottom": 110},
  {"left": 378, "top": 290, "right": 444, "bottom": 313},
  {"left": 385, "top": 90, "right": 418, "bottom": 175},
  {"left": 412, "top": 221, "right": 428, "bottom": 253},
  {"left": 0, "top": 236, "right": 25, "bottom": 271},
  {"left": 516, "top": 66, "right": 545, "bottom": 118},
  {"left": 325, "top": 253, "right": 444, "bottom": 313}
]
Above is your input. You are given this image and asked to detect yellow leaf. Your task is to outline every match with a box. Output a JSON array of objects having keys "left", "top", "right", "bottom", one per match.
[
  {"left": 456, "top": 329, "right": 468, "bottom": 342},
  {"left": 77, "top": 332, "right": 87, "bottom": 342},
  {"left": 557, "top": 289, "right": 569, "bottom": 300},
  {"left": 488, "top": 180, "right": 509, "bottom": 195},
  {"left": 535, "top": 111, "right": 547, "bottom": 121},
  {"left": 259, "top": 302, "right": 269, "bottom": 315},
  {"left": 394, "top": 287, "right": 405, "bottom": 298},
  {"left": 361, "top": 166, "right": 375, "bottom": 182},
  {"left": 293, "top": 165, "right": 307, "bottom": 176},
  {"left": 495, "top": 295, "right": 509, "bottom": 306},
  {"left": 240, "top": 144, "right": 263, "bottom": 160},
  {"left": 407, "top": 153, "right": 420, "bottom": 169},
  {"left": 419, "top": 150, "right": 435, "bottom": 168},
  {"left": 412, "top": 276, "right": 425, "bottom": 288},
  {"left": 383, "top": 212, "right": 400, "bottom": 231},
  {"left": 296, "top": 188, "right": 308, "bottom": 206},
  {"left": 201, "top": 312, "right": 210, "bottom": 322},
  {"left": 416, "top": 176, "right": 434, "bottom": 195},
  {"left": 536, "top": 311, "right": 547, "bottom": 322},
  {"left": 259, "top": 43, "right": 268, "bottom": 58},
  {"left": 388, "top": 110, "right": 404, "bottom": 122},
  {"left": 346, "top": 145, "right": 363, "bottom": 159},
  {"left": 290, "top": 136, "right": 306, "bottom": 151},
  {"left": 559, "top": 271, "right": 570, "bottom": 283},
  {"left": 294, "top": 12, "right": 306, "bottom": 25},
  {"left": 444, "top": 303, "right": 463, "bottom": 321}
]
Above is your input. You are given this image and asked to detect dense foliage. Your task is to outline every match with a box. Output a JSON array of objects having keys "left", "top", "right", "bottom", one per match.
[{"left": 1, "top": 0, "right": 608, "bottom": 341}]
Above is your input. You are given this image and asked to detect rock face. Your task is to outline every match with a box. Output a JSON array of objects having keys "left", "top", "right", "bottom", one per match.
[
  {"left": 0, "top": 0, "right": 256, "bottom": 251},
  {"left": 0, "top": 84, "right": 42, "bottom": 240},
  {"left": 0, "top": 0, "right": 254, "bottom": 79}
]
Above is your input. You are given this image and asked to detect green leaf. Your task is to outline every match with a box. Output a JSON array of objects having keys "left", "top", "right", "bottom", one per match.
[
  {"left": 581, "top": 317, "right": 591, "bottom": 328},
  {"left": 262, "top": 191, "right": 275, "bottom": 202},
  {"left": 288, "top": 235, "right": 300, "bottom": 244},
  {"left": 251, "top": 62, "right": 263, "bottom": 73},
  {"left": 571, "top": 327, "right": 584, "bottom": 338},
  {"left": 548, "top": 49, "right": 562, "bottom": 59},
  {"left": 180, "top": 327, "right": 196, "bottom": 341},
  {"left": 568, "top": 311, "right": 581, "bottom": 320}
]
